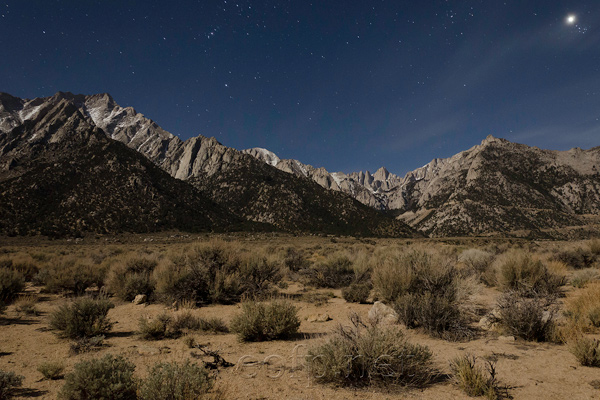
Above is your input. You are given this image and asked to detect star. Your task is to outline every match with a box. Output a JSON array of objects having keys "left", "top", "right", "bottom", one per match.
[{"left": 566, "top": 14, "right": 576, "bottom": 25}]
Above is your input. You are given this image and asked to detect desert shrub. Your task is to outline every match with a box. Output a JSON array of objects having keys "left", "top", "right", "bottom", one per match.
[
  {"left": 0, "top": 268, "right": 25, "bottom": 304},
  {"left": 342, "top": 283, "right": 371, "bottom": 303},
  {"left": 69, "top": 335, "right": 106, "bottom": 355},
  {"left": 307, "top": 314, "right": 435, "bottom": 387},
  {"left": 0, "top": 260, "right": 39, "bottom": 282},
  {"left": 107, "top": 257, "right": 157, "bottom": 301},
  {"left": 372, "top": 249, "right": 434, "bottom": 303},
  {"left": 305, "top": 255, "right": 354, "bottom": 288},
  {"left": 282, "top": 247, "right": 310, "bottom": 272},
  {"left": 14, "top": 294, "right": 39, "bottom": 315},
  {"left": 571, "top": 269, "right": 599, "bottom": 288},
  {"left": 570, "top": 337, "right": 600, "bottom": 367},
  {"left": 301, "top": 291, "right": 334, "bottom": 306},
  {"left": 449, "top": 355, "right": 502, "bottom": 399},
  {"left": 38, "top": 361, "right": 65, "bottom": 380},
  {"left": 553, "top": 248, "right": 596, "bottom": 270},
  {"left": 497, "top": 251, "right": 565, "bottom": 297},
  {"left": 239, "top": 256, "right": 282, "bottom": 296},
  {"left": 154, "top": 244, "right": 281, "bottom": 306},
  {"left": 458, "top": 249, "right": 495, "bottom": 285},
  {"left": 43, "top": 260, "right": 106, "bottom": 295},
  {"left": 496, "top": 292, "right": 556, "bottom": 341},
  {"left": 138, "top": 313, "right": 175, "bottom": 340},
  {"left": 230, "top": 299, "right": 300, "bottom": 342},
  {"left": 50, "top": 297, "right": 114, "bottom": 339},
  {"left": 58, "top": 354, "right": 137, "bottom": 400},
  {"left": 0, "top": 370, "right": 23, "bottom": 399},
  {"left": 138, "top": 361, "right": 213, "bottom": 400},
  {"left": 196, "top": 316, "right": 229, "bottom": 333},
  {"left": 589, "top": 239, "right": 600, "bottom": 256},
  {"left": 565, "top": 283, "right": 600, "bottom": 332},
  {"left": 379, "top": 252, "right": 473, "bottom": 340}
]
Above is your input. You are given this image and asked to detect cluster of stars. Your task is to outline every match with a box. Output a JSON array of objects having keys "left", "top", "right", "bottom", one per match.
[{"left": 565, "top": 13, "right": 588, "bottom": 34}]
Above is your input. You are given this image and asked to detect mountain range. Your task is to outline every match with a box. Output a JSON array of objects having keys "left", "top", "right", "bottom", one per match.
[
  {"left": 0, "top": 92, "right": 411, "bottom": 237},
  {"left": 1, "top": 91, "right": 599, "bottom": 238}
]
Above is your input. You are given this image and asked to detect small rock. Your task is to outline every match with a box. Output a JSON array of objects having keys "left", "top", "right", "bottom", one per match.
[
  {"left": 307, "top": 313, "right": 332, "bottom": 323},
  {"left": 368, "top": 301, "right": 399, "bottom": 325},
  {"left": 498, "top": 335, "right": 516, "bottom": 343},
  {"left": 133, "top": 294, "right": 147, "bottom": 305}
]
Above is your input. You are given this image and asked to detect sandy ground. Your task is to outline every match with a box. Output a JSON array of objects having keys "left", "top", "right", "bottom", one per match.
[{"left": 1, "top": 283, "right": 600, "bottom": 400}]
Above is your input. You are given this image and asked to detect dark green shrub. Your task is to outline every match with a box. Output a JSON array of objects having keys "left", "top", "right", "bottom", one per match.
[
  {"left": 50, "top": 297, "right": 114, "bottom": 339},
  {"left": 0, "top": 269, "right": 25, "bottom": 304},
  {"left": 58, "top": 354, "right": 137, "bottom": 400},
  {"left": 307, "top": 314, "right": 435, "bottom": 387},
  {"left": 138, "top": 361, "right": 213, "bottom": 400},
  {"left": 0, "top": 370, "right": 23, "bottom": 399},
  {"left": 570, "top": 337, "right": 600, "bottom": 367},
  {"left": 239, "top": 256, "right": 281, "bottom": 296},
  {"left": 38, "top": 361, "right": 65, "bottom": 380},
  {"left": 342, "top": 283, "right": 371, "bottom": 303},
  {"left": 230, "top": 299, "right": 300, "bottom": 342},
  {"left": 450, "top": 355, "right": 502, "bottom": 399},
  {"left": 496, "top": 292, "right": 556, "bottom": 342},
  {"left": 306, "top": 256, "right": 354, "bottom": 288}
]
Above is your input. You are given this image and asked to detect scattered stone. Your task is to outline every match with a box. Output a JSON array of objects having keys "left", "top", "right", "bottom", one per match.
[
  {"left": 307, "top": 313, "right": 332, "bottom": 323},
  {"left": 368, "top": 301, "right": 399, "bottom": 325},
  {"left": 132, "top": 294, "right": 147, "bottom": 305},
  {"left": 498, "top": 335, "right": 516, "bottom": 343}
]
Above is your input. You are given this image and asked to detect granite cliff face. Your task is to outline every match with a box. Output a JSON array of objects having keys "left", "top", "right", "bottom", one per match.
[{"left": 0, "top": 92, "right": 414, "bottom": 237}]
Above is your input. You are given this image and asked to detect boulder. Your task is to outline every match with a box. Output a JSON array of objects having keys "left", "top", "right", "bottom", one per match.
[
  {"left": 368, "top": 301, "right": 399, "bottom": 325},
  {"left": 132, "top": 294, "right": 147, "bottom": 305},
  {"left": 307, "top": 313, "right": 332, "bottom": 323}
]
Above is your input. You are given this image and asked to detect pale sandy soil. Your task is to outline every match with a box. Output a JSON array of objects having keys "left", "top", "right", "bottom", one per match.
[{"left": 1, "top": 283, "right": 600, "bottom": 400}]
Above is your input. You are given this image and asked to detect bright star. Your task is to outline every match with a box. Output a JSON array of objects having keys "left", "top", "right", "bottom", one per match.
[{"left": 566, "top": 14, "right": 576, "bottom": 25}]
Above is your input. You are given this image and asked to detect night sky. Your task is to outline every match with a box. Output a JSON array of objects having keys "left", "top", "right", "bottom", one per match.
[{"left": 1, "top": 1, "right": 598, "bottom": 175}]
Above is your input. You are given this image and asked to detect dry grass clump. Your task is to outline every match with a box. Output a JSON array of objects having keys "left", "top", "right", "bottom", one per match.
[
  {"left": 570, "top": 269, "right": 599, "bottom": 288},
  {"left": 139, "top": 310, "right": 228, "bottom": 340},
  {"left": 37, "top": 361, "right": 65, "bottom": 380},
  {"left": 0, "top": 369, "right": 24, "bottom": 399},
  {"left": 106, "top": 256, "right": 158, "bottom": 301},
  {"left": 58, "top": 354, "right": 137, "bottom": 400},
  {"left": 138, "top": 361, "right": 214, "bottom": 400},
  {"left": 569, "top": 337, "right": 600, "bottom": 367},
  {"left": 496, "top": 292, "right": 557, "bottom": 342},
  {"left": 230, "top": 299, "right": 300, "bottom": 342},
  {"left": 306, "top": 314, "right": 436, "bottom": 388},
  {"left": 449, "top": 354, "right": 503, "bottom": 399},
  {"left": 14, "top": 294, "right": 39, "bottom": 315},
  {"left": 50, "top": 297, "right": 114, "bottom": 339},
  {"left": 589, "top": 239, "right": 600, "bottom": 256},
  {"left": 564, "top": 283, "right": 600, "bottom": 333},
  {"left": 458, "top": 248, "right": 496, "bottom": 286},
  {"left": 496, "top": 250, "right": 565, "bottom": 297}
]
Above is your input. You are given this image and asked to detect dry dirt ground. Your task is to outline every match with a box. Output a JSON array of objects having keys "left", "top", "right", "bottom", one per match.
[{"left": 1, "top": 235, "right": 600, "bottom": 399}]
